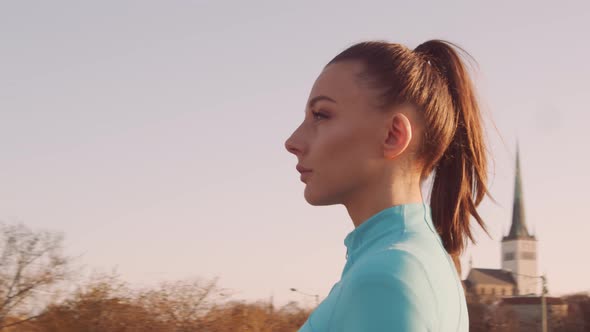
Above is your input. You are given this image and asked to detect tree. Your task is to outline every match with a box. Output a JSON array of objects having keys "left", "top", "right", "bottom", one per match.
[
  {"left": 135, "top": 276, "right": 232, "bottom": 331},
  {"left": 26, "top": 271, "right": 165, "bottom": 332},
  {"left": 200, "top": 300, "right": 312, "bottom": 332},
  {"left": 0, "top": 222, "right": 71, "bottom": 330}
]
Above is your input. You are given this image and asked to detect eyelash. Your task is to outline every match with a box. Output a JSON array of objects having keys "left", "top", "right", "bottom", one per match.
[{"left": 311, "top": 110, "right": 329, "bottom": 120}]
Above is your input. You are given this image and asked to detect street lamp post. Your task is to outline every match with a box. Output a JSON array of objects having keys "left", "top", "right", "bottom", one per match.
[
  {"left": 540, "top": 275, "right": 548, "bottom": 332},
  {"left": 290, "top": 288, "right": 320, "bottom": 307}
]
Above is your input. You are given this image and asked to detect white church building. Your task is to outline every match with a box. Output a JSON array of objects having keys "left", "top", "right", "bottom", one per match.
[
  {"left": 462, "top": 145, "right": 569, "bottom": 330},
  {"left": 463, "top": 145, "right": 539, "bottom": 299}
]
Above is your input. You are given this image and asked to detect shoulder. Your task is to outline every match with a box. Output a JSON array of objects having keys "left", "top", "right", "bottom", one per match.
[
  {"left": 332, "top": 250, "right": 437, "bottom": 331},
  {"left": 352, "top": 248, "right": 433, "bottom": 288}
]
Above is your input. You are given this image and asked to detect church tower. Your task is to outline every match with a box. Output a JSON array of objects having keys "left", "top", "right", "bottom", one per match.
[{"left": 501, "top": 144, "right": 538, "bottom": 295}]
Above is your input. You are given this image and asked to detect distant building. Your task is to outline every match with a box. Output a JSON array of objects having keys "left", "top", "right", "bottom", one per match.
[
  {"left": 464, "top": 144, "right": 538, "bottom": 298},
  {"left": 463, "top": 144, "right": 568, "bottom": 329},
  {"left": 499, "top": 296, "right": 568, "bottom": 330},
  {"left": 500, "top": 144, "right": 538, "bottom": 295},
  {"left": 463, "top": 268, "right": 516, "bottom": 304}
]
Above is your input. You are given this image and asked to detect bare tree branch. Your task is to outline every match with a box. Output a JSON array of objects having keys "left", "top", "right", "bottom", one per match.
[{"left": 0, "top": 222, "right": 71, "bottom": 329}]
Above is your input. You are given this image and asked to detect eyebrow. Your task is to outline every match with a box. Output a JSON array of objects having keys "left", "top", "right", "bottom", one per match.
[{"left": 307, "top": 95, "right": 337, "bottom": 110}]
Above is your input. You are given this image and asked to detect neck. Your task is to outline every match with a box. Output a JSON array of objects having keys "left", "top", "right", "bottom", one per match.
[{"left": 343, "top": 176, "right": 424, "bottom": 228}]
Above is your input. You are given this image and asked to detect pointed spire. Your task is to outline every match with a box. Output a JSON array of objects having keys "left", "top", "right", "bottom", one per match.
[{"left": 503, "top": 141, "right": 535, "bottom": 241}]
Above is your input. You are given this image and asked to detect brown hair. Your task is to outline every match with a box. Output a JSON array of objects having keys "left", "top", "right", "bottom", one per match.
[{"left": 327, "top": 40, "right": 492, "bottom": 273}]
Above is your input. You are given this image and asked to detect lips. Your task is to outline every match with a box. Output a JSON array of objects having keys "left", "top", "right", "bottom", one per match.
[
  {"left": 296, "top": 165, "right": 312, "bottom": 173},
  {"left": 296, "top": 165, "right": 312, "bottom": 183},
  {"left": 300, "top": 171, "right": 311, "bottom": 183}
]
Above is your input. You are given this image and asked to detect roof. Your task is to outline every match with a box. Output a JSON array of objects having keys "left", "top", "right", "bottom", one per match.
[
  {"left": 501, "top": 296, "right": 566, "bottom": 305},
  {"left": 465, "top": 268, "right": 516, "bottom": 286},
  {"left": 503, "top": 144, "right": 536, "bottom": 241}
]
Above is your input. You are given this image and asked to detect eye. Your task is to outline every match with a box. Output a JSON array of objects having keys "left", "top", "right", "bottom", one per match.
[{"left": 311, "top": 110, "right": 329, "bottom": 120}]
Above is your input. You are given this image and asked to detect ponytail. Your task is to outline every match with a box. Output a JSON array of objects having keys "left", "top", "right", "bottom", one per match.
[
  {"left": 414, "top": 40, "right": 491, "bottom": 268},
  {"left": 327, "top": 40, "right": 493, "bottom": 274}
]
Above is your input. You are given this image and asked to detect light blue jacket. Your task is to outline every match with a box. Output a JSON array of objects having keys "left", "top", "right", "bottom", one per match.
[{"left": 297, "top": 202, "right": 468, "bottom": 331}]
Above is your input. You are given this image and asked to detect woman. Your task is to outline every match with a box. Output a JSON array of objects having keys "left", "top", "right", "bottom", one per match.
[{"left": 284, "top": 39, "right": 490, "bottom": 331}]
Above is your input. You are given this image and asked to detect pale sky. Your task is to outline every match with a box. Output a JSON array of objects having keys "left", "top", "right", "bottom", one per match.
[{"left": 1, "top": 1, "right": 589, "bottom": 307}]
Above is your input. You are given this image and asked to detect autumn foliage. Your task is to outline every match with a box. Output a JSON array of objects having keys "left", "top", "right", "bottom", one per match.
[{"left": 2, "top": 222, "right": 588, "bottom": 331}]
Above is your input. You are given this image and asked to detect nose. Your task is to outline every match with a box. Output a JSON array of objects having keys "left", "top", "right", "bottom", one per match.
[
  {"left": 284, "top": 134, "right": 300, "bottom": 156},
  {"left": 284, "top": 127, "right": 304, "bottom": 156}
]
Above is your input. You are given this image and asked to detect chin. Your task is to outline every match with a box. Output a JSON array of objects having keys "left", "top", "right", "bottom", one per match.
[{"left": 304, "top": 186, "right": 339, "bottom": 206}]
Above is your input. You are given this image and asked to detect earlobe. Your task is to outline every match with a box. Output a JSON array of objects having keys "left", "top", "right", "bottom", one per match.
[{"left": 384, "top": 113, "right": 412, "bottom": 159}]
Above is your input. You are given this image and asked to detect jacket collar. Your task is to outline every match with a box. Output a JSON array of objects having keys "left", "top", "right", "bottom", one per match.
[{"left": 343, "top": 202, "right": 435, "bottom": 255}]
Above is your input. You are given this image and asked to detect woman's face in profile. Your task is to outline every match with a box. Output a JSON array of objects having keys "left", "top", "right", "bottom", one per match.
[{"left": 285, "top": 61, "right": 389, "bottom": 206}]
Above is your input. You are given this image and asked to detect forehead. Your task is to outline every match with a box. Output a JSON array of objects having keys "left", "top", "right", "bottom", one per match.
[{"left": 309, "top": 61, "right": 371, "bottom": 108}]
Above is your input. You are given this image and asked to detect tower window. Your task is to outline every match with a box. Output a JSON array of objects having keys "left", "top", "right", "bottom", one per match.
[
  {"left": 521, "top": 251, "right": 536, "bottom": 260},
  {"left": 504, "top": 252, "right": 515, "bottom": 261}
]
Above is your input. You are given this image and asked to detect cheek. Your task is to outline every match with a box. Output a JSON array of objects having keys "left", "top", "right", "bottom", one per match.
[{"left": 315, "top": 124, "right": 376, "bottom": 180}]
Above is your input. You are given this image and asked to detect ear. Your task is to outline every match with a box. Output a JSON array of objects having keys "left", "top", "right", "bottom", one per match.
[{"left": 383, "top": 112, "right": 412, "bottom": 159}]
